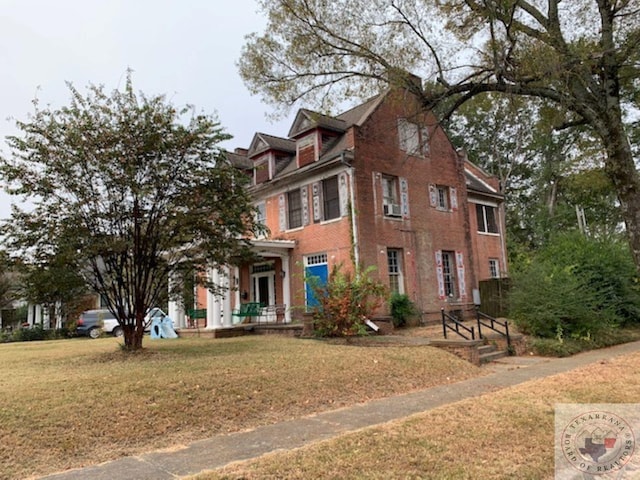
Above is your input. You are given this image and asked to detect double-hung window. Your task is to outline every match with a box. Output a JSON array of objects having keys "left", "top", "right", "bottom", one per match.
[
  {"left": 441, "top": 251, "right": 456, "bottom": 298},
  {"left": 387, "top": 249, "right": 404, "bottom": 294},
  {"left": 322, "top": 176, "right": 340, "bottom": 221},
  {"left": 288, "top": 189, "right": 303, "bottom": 229}
]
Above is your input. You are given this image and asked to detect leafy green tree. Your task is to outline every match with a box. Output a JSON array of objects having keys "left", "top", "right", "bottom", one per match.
[
  {"left": 0, "top": 76, "right": 259, "bottom": 350},
  {"left": 0, "top": 251, "right": 18, "bottom": 328},
  {"left": 509, "top": 232, "right": 640, "bottom": 339},
  {"left": 17, "top": 244, "right": 94, "bottom": 329},
  {"left": 240, "top": 0, "right": 640, "bottom": 271},
  {"left": 447, "top": 93, "right": 621, "bottom": 253}
]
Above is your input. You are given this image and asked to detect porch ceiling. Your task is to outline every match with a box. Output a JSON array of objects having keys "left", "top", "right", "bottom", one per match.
[{"left": 250, "top": 239, "right": 296, "bottom": 257}]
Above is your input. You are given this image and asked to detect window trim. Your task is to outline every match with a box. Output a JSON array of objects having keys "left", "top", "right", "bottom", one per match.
[
  {"left": 382, "top": 175, "right": 401, "bottom": 218},
  {"left": 489, "top": 259, "right": 500, "bottom": 278},
  {"left": 287, "top": 189, "right": 303, "bottom": 230},
  {"left": 322, "top": 176, "right": 341, "bottom": 221},
  {"left": 441, "top": 251, "right": 457, "bottom": 299},
  {"left": 476, "top": 203, "right": 499, "bottom": 234},
  {"left": 436, "top": 185, "right": 449, "bottom": 211},
  {"left": 387, "top": 248, "right": 405, "bottom": 295}
]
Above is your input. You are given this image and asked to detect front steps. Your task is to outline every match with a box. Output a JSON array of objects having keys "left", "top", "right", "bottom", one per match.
[{"left": 478, "top": 343, "right": 508, "bottom": 364}]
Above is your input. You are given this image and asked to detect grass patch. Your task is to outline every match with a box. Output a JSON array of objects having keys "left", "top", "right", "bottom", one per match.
[
  {"left": 194, "top": 350, "right": 640, "bottom": 480},
  {"left": 0, "top": 335, "right": 480, "bottom": 479}
]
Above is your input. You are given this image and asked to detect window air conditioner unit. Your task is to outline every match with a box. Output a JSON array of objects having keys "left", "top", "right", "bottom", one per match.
[{"left": 384, "top": 203, "right": 402, "bottom": 217}]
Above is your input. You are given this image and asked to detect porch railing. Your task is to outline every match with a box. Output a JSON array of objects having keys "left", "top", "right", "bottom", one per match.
[{"left": 441, "top": 308, "right": 475, "bottom": 340}]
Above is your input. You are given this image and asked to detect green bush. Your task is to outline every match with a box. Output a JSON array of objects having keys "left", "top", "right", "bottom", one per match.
[
  {"left": 509, "top": 233, "right": 640, "bottom": 340},
  {"left": 310, "top": 264, "right": 387, "bottom": 337},
  {"left": 529, "top": 326, "right": 640, "bottom": 357},
  {"left": 389, "top": 293, "right": 417, "bottom": 328},
  {"left": 3, "top": 326, "right": 73, "bottom": 343}
]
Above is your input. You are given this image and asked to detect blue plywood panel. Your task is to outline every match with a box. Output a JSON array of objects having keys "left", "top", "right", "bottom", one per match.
[{"left": 305, "top": 264, "right": 328, "bottom": 308}]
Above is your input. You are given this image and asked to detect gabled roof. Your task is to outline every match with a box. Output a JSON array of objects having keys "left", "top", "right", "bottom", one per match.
[
  {"left": 248, "top": 133, "right": 296, "bottom": 158},
  {"left": 288, "top": 109, "right": 347, "bottom": 138},
  {"left": 336, "top": 94, "right": 386, "bottom": 127},
  {"left": 225, "top": 150, "right": 252, "bottom": 170}
]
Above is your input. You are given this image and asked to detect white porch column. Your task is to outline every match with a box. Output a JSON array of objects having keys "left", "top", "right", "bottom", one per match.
[
  {"left": 222, "top": 266, "right": 232, "bottom": 327},
  {"left": 168, "top": 272, "right": 187, "bottom": 329},
  {"left": 233, "top": 266, "right": 241, "bottom": 312},
  {"left": 34, "top": 304, "right": 43, "bottom": 326},
  {"left": 282, "top": 256, "right": 292, "bottom": 323},
  {"left": 26, "top": 303, "right": 35, "bottom": 326},
  {"left": 206, "top": 268, "right": 223, "bottom": 329},
  {"left": 168, "top": 301, "right": 186, "bottom": 329}
]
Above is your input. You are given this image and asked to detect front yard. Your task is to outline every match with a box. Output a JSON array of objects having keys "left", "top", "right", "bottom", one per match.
[{"left": 0, "top": 335, "right": 480, "bottom": 479}]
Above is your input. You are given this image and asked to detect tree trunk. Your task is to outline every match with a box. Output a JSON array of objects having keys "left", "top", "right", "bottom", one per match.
[
  {"left": 602, "top": 123, "right": 640, "bottom": 273},
  {"left": 122, "top": 321, "right": 145, "bottom": 351}
]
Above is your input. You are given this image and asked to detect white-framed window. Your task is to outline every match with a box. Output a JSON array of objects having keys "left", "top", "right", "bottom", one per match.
[
  {"left": 489, "top": 259, "right": 500, "bottom": 278},
  {"left": 382, "top": 175, "right": 401, "bottom": 217},
  {"left": 288, "top": 189, "right": 303, "bottom": 229},
  {"left": 476, "top": 204, "right": 499, "bottom": 234},
  {"left": 398, "top": 118, "right": 429, "bottom": 156},
  {"left": 441, "top": 251, "right": 456, "bottom": 298},
  {"left": 436, "top": 186, "right": 449, "bottom": 210},
  {"left": 387, "top": 248, "right": 404, "bottom": 294}
]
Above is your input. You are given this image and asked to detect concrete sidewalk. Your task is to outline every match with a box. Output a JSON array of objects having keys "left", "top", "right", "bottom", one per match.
[{"left": 40, "top": 340, "right": 640, "bottom": 480}]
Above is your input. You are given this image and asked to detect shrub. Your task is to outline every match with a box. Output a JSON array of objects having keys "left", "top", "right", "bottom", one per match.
[
  {"left": 310, "top": 264, "right": 387, "bottom": 337},
  {"left": 509, "top": 233, "right": 640, "bottom": 340},
  {"left": 389, "top": 293, "right": 417, "bottom": 328},
  {"left": 4, "top": 326, "right": 73, "bottom": 343}
]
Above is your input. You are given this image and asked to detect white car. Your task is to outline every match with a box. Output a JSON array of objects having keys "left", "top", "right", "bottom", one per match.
[{"left": 76, "top": 307, "right": 167, "bottom": 338}]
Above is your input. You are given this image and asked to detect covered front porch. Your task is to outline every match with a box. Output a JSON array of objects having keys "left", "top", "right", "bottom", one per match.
[{"left": 169, "top": 239, "right": 296, "bottom": 331}]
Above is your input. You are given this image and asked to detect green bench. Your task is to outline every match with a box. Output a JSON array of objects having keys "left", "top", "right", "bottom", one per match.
[{"left": 232, "top": 302, "right": 263, "bottom": 323}]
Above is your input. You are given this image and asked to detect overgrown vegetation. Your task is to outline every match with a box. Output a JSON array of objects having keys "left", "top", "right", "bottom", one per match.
[
  {"left": 0, "top": 326, "right": 73, "bottom": 343},
  {"left": 509, "top": 233, "right": 640, "bottom": 346},
  {"left": 389, "top": 293, "right": 417, "bottom": 328},
  {"left": 310, "top": 265, "right": 387, "bottom": 337}
]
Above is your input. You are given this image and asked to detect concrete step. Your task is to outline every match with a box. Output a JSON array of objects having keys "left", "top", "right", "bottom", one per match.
[
  {"left": 479, "top": 350, "right": 508, "bottom": 364},
  {"left": 477, "top": 344, "right": 496, "bottom": 355}
]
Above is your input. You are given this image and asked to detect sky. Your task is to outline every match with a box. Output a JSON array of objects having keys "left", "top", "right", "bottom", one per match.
[{"left": 0, "top": 0, "right": 293, "bottom": 220}]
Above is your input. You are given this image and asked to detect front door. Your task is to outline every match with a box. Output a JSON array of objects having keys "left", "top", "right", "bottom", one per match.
[{"left": 252, "top": 272, "right": 275, "bottom": 307}]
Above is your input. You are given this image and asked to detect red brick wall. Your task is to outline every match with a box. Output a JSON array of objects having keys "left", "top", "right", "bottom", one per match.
[{"left": 349, "top": 91, "right": 477, "bottom": 318}]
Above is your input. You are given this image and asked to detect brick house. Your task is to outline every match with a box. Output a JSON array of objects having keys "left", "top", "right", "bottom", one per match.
[{"left": 181, "top": 83, "right": 507, "bottom": 329}]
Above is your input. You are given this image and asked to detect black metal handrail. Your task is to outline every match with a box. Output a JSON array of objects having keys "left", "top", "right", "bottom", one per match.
[
  {"left": 476, "top": 309, "right": 511, "bottom": 350},
  {"left": 441, "top": 308, "right": 475, "bottom": 340}
]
